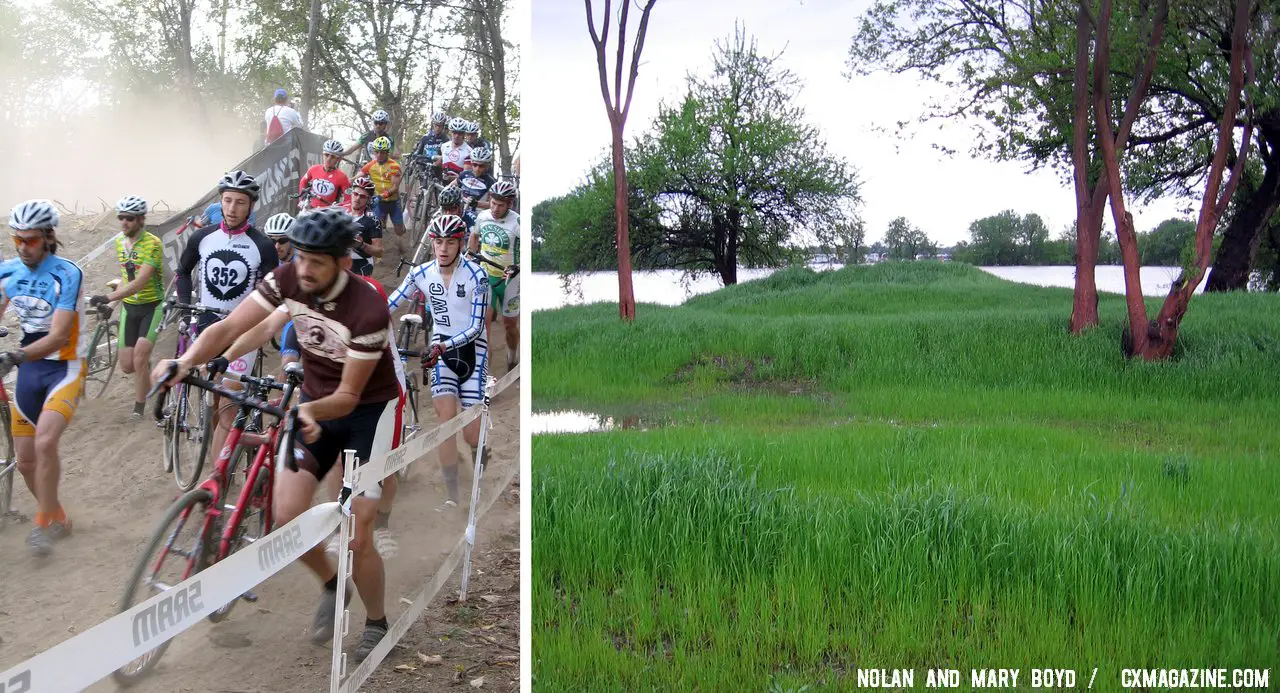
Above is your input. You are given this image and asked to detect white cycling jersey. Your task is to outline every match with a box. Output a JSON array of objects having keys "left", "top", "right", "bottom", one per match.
[
  {"left": 474, "top": 209, "right": 520, "bottom": 281},
  {"left": 178, "top": 224, "right": 277, "bottom": 314},
  {"left": 387, "top": 258, "right": 488, "bottom": 352},
  {"left": 440, "top": 141, "right": 472, "bottom": 173}
]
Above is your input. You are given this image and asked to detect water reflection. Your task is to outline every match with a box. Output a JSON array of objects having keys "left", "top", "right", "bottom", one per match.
[{"left": 532, "top": 410, "right": 657, "bottom": 435}]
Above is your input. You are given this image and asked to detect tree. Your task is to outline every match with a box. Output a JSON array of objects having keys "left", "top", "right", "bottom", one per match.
[
  {"left": 1082, "top": 0, "right": 1253, "bottom": 360},
  {"left": 960, "top": 211, "right": 1053, "bottom": 265},
  {"left": 585, "top": 0, "right": 659, "bottom": 321},
  {"left": 624, "top": 26, "right": 861, "bottom": 285},
  {"left": 883, "top": 217, "right": 936, "bottom": 260},
  {"left": 1138, "top": 218, "right": 1197, "bottom": 265}
]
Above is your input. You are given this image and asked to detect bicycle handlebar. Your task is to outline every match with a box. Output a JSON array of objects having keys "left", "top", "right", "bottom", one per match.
[{"left": 163, "top": 300, "right": 231, "bottom": 317}]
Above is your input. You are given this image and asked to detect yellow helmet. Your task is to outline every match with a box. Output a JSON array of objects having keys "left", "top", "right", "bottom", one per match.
[{"left": 372, "top": 136, "right": 392, "bottom": 152}]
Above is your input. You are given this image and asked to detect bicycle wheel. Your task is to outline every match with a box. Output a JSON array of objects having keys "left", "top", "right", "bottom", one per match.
[
  {"left": 112, "top": 487, "right": 215, "bottom": 687},
  {"left": 397, "top": 379, "right": 420, "bottom": 482},
  {"left": 205, "top": 446, "right": 271, "bottom": 623},
  {"left": 85, "top": 321, "right": 118, "bottom": 398},
  {"left": 172, "top": 384, "right": 213, "bottom": 491},
  {"left": 0, "top": 404, "right": 13, "bottom": 518}
]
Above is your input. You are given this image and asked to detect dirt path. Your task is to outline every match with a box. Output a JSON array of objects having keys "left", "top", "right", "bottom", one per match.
[{"left": 0, "top": 216, "right": 522, "bottom": 691}]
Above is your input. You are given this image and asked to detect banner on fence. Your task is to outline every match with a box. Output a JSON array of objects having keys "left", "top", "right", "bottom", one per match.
[{"left": 151, "top": 128, "right": 329, "bottom": 274}]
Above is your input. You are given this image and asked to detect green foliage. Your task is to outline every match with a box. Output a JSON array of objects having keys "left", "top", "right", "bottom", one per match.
[
  {"left": 882, "top": 216, "right": 937, "bottom": 260},
  {"left": 534, "top": 263, "right": 1280, "bottom": 687},
  {"left": 1139, "top": 218, "right": 1197, "bottom": 266}
]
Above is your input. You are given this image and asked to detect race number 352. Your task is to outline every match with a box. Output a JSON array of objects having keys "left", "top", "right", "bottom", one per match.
[{"left": 0, "top": 670, "right": 31, "bottom": 693}]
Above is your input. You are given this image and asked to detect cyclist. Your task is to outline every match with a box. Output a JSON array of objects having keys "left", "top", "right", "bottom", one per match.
[
  {"left": 0, "top": 200, "right": 85, "bottom": 556},
  {"left": 359, "top": 137, "right": 406, "bottom": 238},
  {"left": 458, "top": 146, "right": 497, "bottom": 211},
  {"left": 412, "top": 112, "right": 450, "bottom": 160},
  {"left": 440, "top": 117, "right": 472, "bottom": 179},
  {"left": 464, "top": 120, "right": 489, "bottom": 151},
  {"left": 470, "top": 180, "right": 520, "bottom": 371},
  {"left": 263, "top": 213, "right": 297, "bottom": 263},
  {"left": 438, "top": 185, "right": 475, "bottom": 233},
  {"left": 344, "top": 109, "right": 396, "bottom": 163},
  {"left": 175, "top": 171, "right": 278, "bottom": 467},
  {"left": 341, "top": 176, "right": 383, "bottom": 275},
  {"left": 155, "top": 208, "right": 399, "bottom": 662},
  {"left": 90, "top": 195, "right": 164, "bottom": 419},
  {"left": 298, "top": 140, "right": 351, "bottom": 210},
  {"left": 199, "top": 200, "right": 258, "bottom": 228},
  {"left": 388, "top": 214, "right": 488, "bottom": 510}
]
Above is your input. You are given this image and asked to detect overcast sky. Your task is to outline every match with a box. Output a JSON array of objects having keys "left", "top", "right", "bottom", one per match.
[{"left": 526, "top": 0, "right": 1196, "bottom": 246}]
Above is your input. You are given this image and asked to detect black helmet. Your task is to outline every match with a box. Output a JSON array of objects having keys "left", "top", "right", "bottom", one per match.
[
  {"left": 287, "top": 208, "right": 357, "bottom": 256},
  {"left": 218, "top": 170, "right": 261, "bottom": 201},
  {"left": 438, "top": 186, "right": 463, "bottom": 207}
]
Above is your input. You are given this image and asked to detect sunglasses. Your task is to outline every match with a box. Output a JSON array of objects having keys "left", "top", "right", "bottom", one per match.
[
  {"left": 11, "top": 235, "right": 44, "bottom": 249},
  {"left": 117, "top": 215, "right": 138, "bottom": 222}
]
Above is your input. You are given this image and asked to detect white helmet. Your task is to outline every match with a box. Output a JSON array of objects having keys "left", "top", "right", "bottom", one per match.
[
  {"left": 464, "top": 120, "right": 480, "bottom": 134},
  {"left": 489, "top": 179, "right": 518, "bottom": 200},
  {"left": 9, "top": 199, "right": 58, "bottom": 230},
  {"left": 263, "top": 212, "right": 296, "bottom": 238},
  {"left": 372, "top": 110, "right": 390, "bottom": 124},
  {"left": 431, "top": 111, "right": 448, "bottom": 124},
  {"left": 447, "top": 117, "right": 468, "bottom": 132},
  {"left": 469, "top": 145, "right": 494, "bottom": 164},
  {"left": 322, "top": 139, "right": 344, "bottom": 155},
  {"left": 116, "top": 195, "right": 148, "bottom": 216}
]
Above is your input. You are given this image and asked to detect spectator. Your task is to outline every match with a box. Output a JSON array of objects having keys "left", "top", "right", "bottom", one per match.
[{"left": 263, "top": 88, "right": 304, "bottom": 146}]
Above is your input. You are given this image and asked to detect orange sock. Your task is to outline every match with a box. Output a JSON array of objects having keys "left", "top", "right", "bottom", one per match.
[
  {"left": 52, "top": 506, "right": 67, "bottom": 526},
  {"left": 34, "top": 511, "right": 50, "bottom": 528}
]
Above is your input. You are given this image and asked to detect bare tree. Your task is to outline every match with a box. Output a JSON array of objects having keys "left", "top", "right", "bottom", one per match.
[{"left": 585, "top": 0, "right": 658, "bottom": 322}]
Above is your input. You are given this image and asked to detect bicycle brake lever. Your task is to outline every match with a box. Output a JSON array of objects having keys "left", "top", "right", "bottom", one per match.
[{"left": 280, "top": 408, "right": 301, "bottom": 473}]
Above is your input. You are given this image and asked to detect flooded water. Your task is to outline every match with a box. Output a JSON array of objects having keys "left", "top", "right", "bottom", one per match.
[
  {"left": 530, "top": 264, "right": 1207, "bottom": 311},
  {"left": 532, "top": 410, "right": 664, "bottom": 435}
]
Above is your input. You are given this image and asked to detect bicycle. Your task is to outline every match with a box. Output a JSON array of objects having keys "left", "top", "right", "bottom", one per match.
[
  {"left": 0, "top": 327, "right": 21, "bottom": 527},
  {"left": 112, "top": 361, "right": 304, "bottom": 687},
  {"left": 155, "top": 300, "right": 229, "bottom": 489},
  {"left": 394, "top": 313, "right": 428, "bottom": 482},
  {"left": 83, "top": 281, "right": 122, "bottom": 399}
]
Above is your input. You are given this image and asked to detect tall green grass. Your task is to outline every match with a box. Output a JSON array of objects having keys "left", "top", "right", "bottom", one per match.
[{"left": 533, "top": 264, "right": 1280, "bottom": 689}]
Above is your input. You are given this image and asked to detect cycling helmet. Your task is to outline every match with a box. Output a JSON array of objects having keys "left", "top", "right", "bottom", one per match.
[
  {"left": 372, "top": 109, "right": 391, "bottom": 124},
  {"left": 287, "top": 208, "right": 357, "bottom": 256},
  {"left": 263, "top": 212, "right": 296, "bottom": 238},
  {"left": 218, "top": 170, "right": 260, "bottom": 201},
  {"left": 469, "top": 145, "right": 494, "bottom": 163},
  {"left": 116, "top": 195, "right": 148, "bottom": 216},
  {"left": 447, "top": 117, "right": 468, "bottom": 132},
  {"left": 428, "top": 214, "right": 468, "bottom": 239},
  {"left": 8, "top": 199, "right": 58, "bottom": 230},
  {"left": 322, "top": 139, "right": 344, "bottom": 155},
  {"left": 372, "top": 136, "right": 392, "bottom": 153},
  {"left": 464, "top": 120, "right": 480, "bottom": 134},
  {"left": 489, "top": 179, "right": 518, "bottom": 200},
  {"left": 431, "top": 111, "right": 447, "bottom": 124},
  {"left": 438, "top": 186, "right": 463, "bottom": 207},
  {"left": 350, "top": 176, "right": 376, "bottom": 194}
]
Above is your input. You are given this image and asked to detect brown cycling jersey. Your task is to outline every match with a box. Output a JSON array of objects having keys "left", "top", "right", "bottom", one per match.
[{"left": 251, "top": 263, "right": 399, "bottom": 404}]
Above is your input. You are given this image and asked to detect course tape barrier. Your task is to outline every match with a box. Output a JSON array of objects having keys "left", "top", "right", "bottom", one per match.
[
  {"left": 0, "top": 502, "right": 342, "bottom": 693},
  {"left": 349, "top": 367, "right": 520, "bottom": 496}
]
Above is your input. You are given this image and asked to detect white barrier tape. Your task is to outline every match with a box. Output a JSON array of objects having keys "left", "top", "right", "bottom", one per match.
[
  {"left": 330, "top": 450, "right": 356, "bottom": 693},
  {"left": 0, "top": 501, "right": 342, "bottom": 692},
  {"left": 350, "top": 367, "right": 519, "bottom": 495},
  {"left": 338, "top": 448, "right": 520, "bottom": 693},
  {"left": 76, "top": 231, "right": 121, "bottom": 267}
]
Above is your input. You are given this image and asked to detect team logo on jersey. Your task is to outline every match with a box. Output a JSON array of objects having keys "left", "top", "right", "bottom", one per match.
[
  {"left": 203, "top": 249, "right": 251, "bottom": 302},
  {"left": 310, "top": 178, "right": 337, "bottom": 198},
  {"left": 298, "top": 315, "right": 346, "bottom": 362}
]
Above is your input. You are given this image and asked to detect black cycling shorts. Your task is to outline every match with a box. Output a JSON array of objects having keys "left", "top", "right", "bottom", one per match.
[
  {"left": 292, "top": 394, "right": 399, "bottom": 500},
  {"left": 119, "top": 300, "right": 162, "bottom": 349}
]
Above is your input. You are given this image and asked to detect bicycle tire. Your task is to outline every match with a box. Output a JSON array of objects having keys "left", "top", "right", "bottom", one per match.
[
  {"left": 0, "top": 404, "right": 13, "bottom": 518},
  {"left": 204, "top": 445, "right": 271, "bottom": 623},
  {"left": 111, "top": 487, "right": 215, "bottom": 687},
  {"left": 397, "top": 378, "right": 420, "bottom": 482},
  {"left": 172, "top": 384, "right": 213, "bottom": 491},
  {"left": 85, "top": 321, "right": 118, "bottom": 399},
  {"left": 159, "top": 388, "right": 176, "bottom": 473}
]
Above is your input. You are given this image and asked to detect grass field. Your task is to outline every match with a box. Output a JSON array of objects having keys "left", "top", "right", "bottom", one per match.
[{"left": 532, "top": 263, "right": 1280, "bottom": 690}]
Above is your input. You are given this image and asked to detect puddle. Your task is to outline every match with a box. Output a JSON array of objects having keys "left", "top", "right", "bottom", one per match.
[{"left": 532, "top": 410, "right": 663, "bottom": 435}]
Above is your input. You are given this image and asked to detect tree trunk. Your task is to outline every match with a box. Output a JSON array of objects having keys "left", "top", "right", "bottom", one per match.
[
  {"left": 612, "top": 126, "right": 636, "bottom": 320},
  {"left": 481, "top": 0, "right": 514, "bottom": 175},
  {"left": 1206, "top": 132, "right": 1280, "bottom": 291},
  {"left": 301, "top": 0, "right": 321, "bottom": 128}
]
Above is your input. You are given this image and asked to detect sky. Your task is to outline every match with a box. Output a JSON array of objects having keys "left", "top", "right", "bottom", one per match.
[{"left": 526, "top": 0, "right": 1197, "bottom": 246}]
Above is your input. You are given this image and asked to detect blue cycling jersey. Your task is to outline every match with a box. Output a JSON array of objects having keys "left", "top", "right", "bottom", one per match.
[
  {"left": 0, "top": 254, "right": 85, "bottom": 360},
  {"left": 203, "top": 202, "right": 259, "bottom": 227}
]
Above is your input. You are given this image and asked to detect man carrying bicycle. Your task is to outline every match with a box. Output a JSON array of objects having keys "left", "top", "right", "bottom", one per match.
[
  {"left": 175, "top": 171, "right": 278, "bottom": 469},
  {"left": 90, "top": 195, "right": 165, "bottom": 419},
  {"left": 155, "top": 209, "right": 398, "bottom": 662},
  {"left": 298, "top": 140, "right": 351, "bottom": 211},
  {"left": 344, "top": 109, "right": 397, "bottom": 163},
  {"left": 341, "top": 176, "right": 384, "bottom": 275},
  {"left": 360, "top": 137, "right": 406, "bottom": 239},
  {"left": 388, "top": 214, "right": 489, "bottom": 511},
  {"left": 470, "top": 180, "right": 520, "bottom": 371},
  {"left": 0, "top": 200, "right": 86, "bottom": 556}
]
